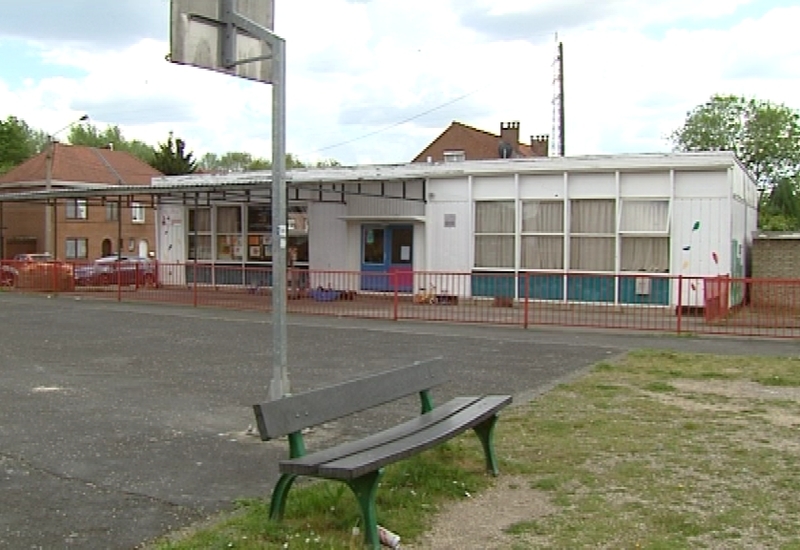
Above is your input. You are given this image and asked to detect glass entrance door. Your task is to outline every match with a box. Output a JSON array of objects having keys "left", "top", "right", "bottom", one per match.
[{"left": 360, "top": 225, "right": 413, "bottom": 292}]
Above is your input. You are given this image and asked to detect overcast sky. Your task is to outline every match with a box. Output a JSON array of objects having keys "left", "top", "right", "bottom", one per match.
[{"left": 0, "top": 0, "right": 797, "bottom": 166}]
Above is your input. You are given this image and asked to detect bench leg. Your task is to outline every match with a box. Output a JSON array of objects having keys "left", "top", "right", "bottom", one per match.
[
  {"left": 473, "top": 414, "right": 501, "bottom": 476},
  {"left": 347, "top": 469, "right": 384, "bottom": 550},
  {"left": 269, "top": 473, "right": 298, "bottom": 521}
]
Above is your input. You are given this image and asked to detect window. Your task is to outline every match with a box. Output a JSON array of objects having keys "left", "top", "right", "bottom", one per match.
[
  {"left": 65, "top": 238, "right": 88, "bottom": 259},
  {"left": 474, "top": 201, "right": 514, "bottom": 268},
  {"left": 620, "top": 199, "right": 670, "bottom": 272},
  {"left": 521, "top": 200, "right": 564, "bottom": 269},
  {"left": 443, "top": 150, "right": 466, "bottom": 163},
  {"left": 131, "top": 202, "right": 145, "bottom": 224},
  {"left": 66, "top": 199, "right": 87, "bottom": 220},
  {"left": 569, "top": 199, "right": 615, "bottom": 271},
  {"left": 216, "top": 206, "right": 242, "bottom": 261},
  {"left": 287, "top": 205, "right": 309, "bottom": 263},
  {"left": 188, "top": 207, "right": 212, "bottom": 260},
  {"left": 105, "top": 202, "right": 119, "bottom": 221},
  {"left": 247, "top": 205, "right": 271, "bottom": 261}
]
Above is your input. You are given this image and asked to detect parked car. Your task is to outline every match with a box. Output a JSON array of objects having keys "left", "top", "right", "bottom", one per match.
[
  {"left": 2, "top": 253, "right": 60, "bottom": 288},
  {"left": 74, "top": 256, "right": 157, "bottom": 287}
]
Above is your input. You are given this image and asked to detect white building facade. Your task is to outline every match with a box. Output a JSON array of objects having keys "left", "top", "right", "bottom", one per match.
[{"left": 154, "top": 152, "right": 758, "bottom": 309}]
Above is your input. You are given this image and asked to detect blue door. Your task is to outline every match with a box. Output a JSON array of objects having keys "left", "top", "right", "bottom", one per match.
[{"left": 360, "top": 225, "right": 413, "bottom": 292}]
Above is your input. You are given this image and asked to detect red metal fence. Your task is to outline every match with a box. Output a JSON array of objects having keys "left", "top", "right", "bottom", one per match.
[{"left": 2, "top": 261, "right": 799, "bottom": 339}]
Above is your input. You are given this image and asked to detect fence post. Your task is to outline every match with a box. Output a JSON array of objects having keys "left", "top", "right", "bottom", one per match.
[
  {"left": 523, "top": 271, "right": 529, "bottom": 329},
  {"left": 193, "top": 262, "right": 198, "bottom": 308},
  {"left": 676, "top": 274, "right": 683, "bottom": 335},
  {"left": 117, "top": 263, "right": 122, "bottom": 302},
  {"left": 393, "top": 271, "right": 399, "bottom": 321}
]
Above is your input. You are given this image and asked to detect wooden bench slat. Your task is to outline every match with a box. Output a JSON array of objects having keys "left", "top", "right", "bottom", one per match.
[
  {"left": 279, "top": 396, "right": 479, "bottom": 476},
  {"left": 291, "top": 395, "right": 511, "bottom": 480},
  {"left": 253, "top": 358, "right": 447, "bottom": 440}
]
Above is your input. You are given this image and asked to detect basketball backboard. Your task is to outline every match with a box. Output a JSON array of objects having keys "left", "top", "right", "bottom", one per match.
[{"left": 170, "top": 0, "right": 274, "bottom": 83}]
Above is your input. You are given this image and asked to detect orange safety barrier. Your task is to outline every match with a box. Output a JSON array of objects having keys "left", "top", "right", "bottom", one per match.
[{"left": 4, "top": 263, "right": 798, "bottom": 339}]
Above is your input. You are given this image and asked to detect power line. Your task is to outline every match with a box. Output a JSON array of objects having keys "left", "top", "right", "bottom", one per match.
[{"left": 313, "top": 88, "right": 483, "bottom": 154}]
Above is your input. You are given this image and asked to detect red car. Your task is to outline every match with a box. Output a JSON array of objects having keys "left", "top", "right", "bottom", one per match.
[{"left": 1, "top": 253, "right": 73, "bottom": 290}]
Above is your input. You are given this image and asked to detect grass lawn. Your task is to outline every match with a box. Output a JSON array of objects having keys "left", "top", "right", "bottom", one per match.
[{"left": 149, "top": 350, "right": 800, "bottom": 549}]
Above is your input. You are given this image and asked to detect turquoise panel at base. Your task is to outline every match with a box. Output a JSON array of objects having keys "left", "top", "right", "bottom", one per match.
[
  {"left": 471, "top": 273, "right": 516, "bottom": 298},
  {"left": 567, "top": 275, "right": 614, "bottom": 303},
  {"left": 185, "top": 265, "right": 212, "bottom": 284},
  {"left": 618, "top": 276, "right": 670, "bottom": 305},
  {"left": 518, "top": 274, "right": 564, "bottom": 301}
]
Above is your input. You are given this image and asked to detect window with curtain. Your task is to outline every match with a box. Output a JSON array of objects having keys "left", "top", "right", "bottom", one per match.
[
  {"left": 131, "top": 202, "right": 145, "bottom": 224},
  {"left": 105, "top": 202, "right": 118, "bottom": 221},
  {"left": 65, "top": 237, "right": 88, "bottom": 259},
  {"left": 569, "top": 199, "right": 615, "bottom": 271},
  {"left": 216, "top": 206, "right": 242, "bottom": 261},
  {"left": 521, "top": 200, "right": 563, "bottom": 269},
  {"left": 188, "top": 208, "right": 212, "bottom": 260},
  {"left": 66, "top": 199, "right": 88, "bottom": 220},
  {"left": 620, "top": 199, "right": 670, "bottom": 272},
  {"left": 474, "top": 201, "right": 514, "bottom": 268}
]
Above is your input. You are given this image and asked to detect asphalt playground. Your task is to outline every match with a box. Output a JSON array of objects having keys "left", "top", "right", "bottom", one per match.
[{"left": 1, "top": 292, "right": 797, "bottom": 549}]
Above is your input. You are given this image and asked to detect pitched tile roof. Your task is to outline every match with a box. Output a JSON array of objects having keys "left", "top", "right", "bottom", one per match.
[
  {"left": 413, "top": 121, "right": 538, "bottom": 162},
  {"left": 0, "top": 143, "right": 162, "bottom": 187}
]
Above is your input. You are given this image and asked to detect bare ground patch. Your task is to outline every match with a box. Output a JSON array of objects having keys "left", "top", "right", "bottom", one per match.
[{"left": 406, "top": 476, "right": 553, "bottom": 550}]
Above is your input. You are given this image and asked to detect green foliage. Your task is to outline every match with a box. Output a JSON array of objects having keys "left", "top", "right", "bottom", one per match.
[
  {"left": 198, "top": 151, "right": 341, "bottom": 173},
  {"left": 0, "top": 116, "right": 40, "bottom": 174},
  {"left": 151, "top": 132, "right": 197, "bottom": 175},
  {"left": 1, "top": 113, "right": 341, "bottom": 177},
  {"left": 671, "top": 95, "right": 800, "bottom": 229},
  {"left": 68, "top": 122, "right": 156, "bottom": 164}
]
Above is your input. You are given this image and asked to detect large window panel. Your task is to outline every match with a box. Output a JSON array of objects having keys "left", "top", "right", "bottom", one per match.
[
  {"left": 570, "top": 237, "right": 615, "bottom": 271},
  {"left": 216, "top": 206, "right": 242, "bottom": 233},
  {"left": 522, "top": 201, "right": 563, "bottom": 233},
  {"left": 621, "top": 237, "right": 669, "bottom": 272},
  {"left": 521, "top": 236, "right": 564, "bottom": 269},
  {"left": 189, "top": 208, "right": 211, "bottom": 232},
  {"left": 570, "top": 199, "right": 615, "bottom": 271},
  {"left": 475, "top": 235, "right": 514, "bottom": 268},
  {"left": 188, "top": 235, "right": 212, "bottom": 260},
  {"left": 474, "top": 201, "right": 515, "bottom": 268},
  {"left": 570, "top": 199, "right": 615, "bottom": 233},
  {"left": 475, "top": 201, "right": 514, "bottom": 233},
  {"left": 620, "top": 200, "right": 669, "bottom": 232}
]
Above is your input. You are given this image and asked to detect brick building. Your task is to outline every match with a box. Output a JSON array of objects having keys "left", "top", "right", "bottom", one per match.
[
  {"left": 750, "top": 232, "right": 800, "bottom": 310},
  {"left": 412, "top": 121, "right": 549, "bottom": 163},
  {"left": 0, "top": 143, "right": 160, "bottom": 260}
]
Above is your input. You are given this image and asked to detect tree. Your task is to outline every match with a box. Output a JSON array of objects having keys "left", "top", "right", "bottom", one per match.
[
  {"left": 67, "top": 123, "right": 156, "bottom": 164},
  {"left": 151, "top": 132, "right": 197, "bottom": 175},
  {"left": 671, "top": 95, "right": 800, "bottom": 229},
  {"left": 0, "top": 116, "right": 42, "bottom": 173}
]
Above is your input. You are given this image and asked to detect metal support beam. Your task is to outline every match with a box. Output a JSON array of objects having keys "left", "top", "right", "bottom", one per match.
[{"left": 268, "top": 33, "right": 290, "bottom": 400}]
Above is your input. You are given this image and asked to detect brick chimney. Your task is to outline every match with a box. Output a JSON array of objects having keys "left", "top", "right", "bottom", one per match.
[
  {"left": 500, "top": 122, "right": 520, "bottom": 151},
  {"left": 530, "top": 135, "right": 549, "bottom": 157}
]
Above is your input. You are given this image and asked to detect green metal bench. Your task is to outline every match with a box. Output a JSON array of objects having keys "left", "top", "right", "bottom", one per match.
[{"left": 252, "top": 359, "right": 512, "bottom": 549}]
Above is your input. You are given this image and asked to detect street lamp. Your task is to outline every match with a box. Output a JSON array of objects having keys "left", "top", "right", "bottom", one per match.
[{"left": 44, "top": 114, "right": 89, "bottom": 256}]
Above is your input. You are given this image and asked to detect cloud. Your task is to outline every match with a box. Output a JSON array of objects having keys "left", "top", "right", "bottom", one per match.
[
  {"left": 457, "top": 1, "right": 623, "bottom": 42},
  {"left": 0, "top": 0, "right": 798, "bottom": 167},
  {"left": 0, "top": 0, "right": 168, "bottom": 48}
]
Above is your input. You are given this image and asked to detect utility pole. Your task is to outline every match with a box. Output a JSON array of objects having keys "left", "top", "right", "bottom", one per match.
[
  {"left": 44, "top": 114, "right": 89, "bottom": 256},
  {"left": 551, "top": 36, "right": 565, "bottom": 157},
  {"left": 558, "top": 41, "right": 565, "bottom": 157}
]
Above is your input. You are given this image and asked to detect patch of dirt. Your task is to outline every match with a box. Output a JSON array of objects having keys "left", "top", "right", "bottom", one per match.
[
  {"left": 651, "top": 379, "right": 800, "bottom": 431},
  {"left": 404, "top": 476, "right": 553, "bottom": 549}
]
